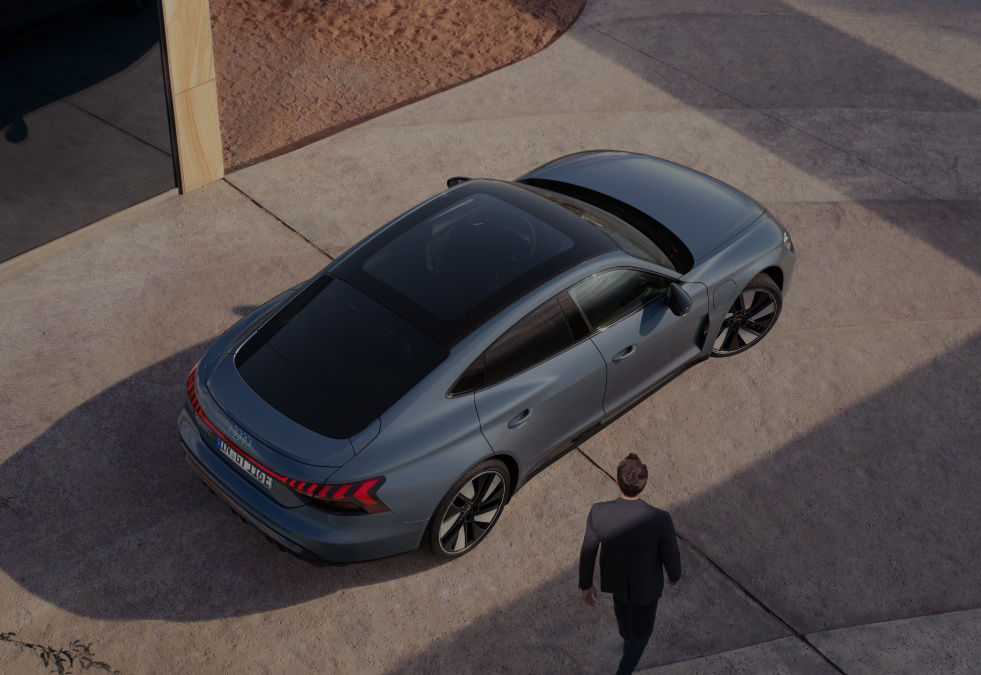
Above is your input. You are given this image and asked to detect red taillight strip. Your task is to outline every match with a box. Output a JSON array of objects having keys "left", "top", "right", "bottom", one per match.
[
  {"left": 187, "top": 368, "right": 288, "bottom": 484},
  {"left": 353, "top": 479, "right": 380, "bottom": 505},
  {"left": 186, "top": 367, "right": 386, "bottom": 512}
]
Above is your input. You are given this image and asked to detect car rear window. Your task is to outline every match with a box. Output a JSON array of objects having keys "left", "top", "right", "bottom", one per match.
[{"left": 235, "top": 276, "right": 448, "bottom": 438}]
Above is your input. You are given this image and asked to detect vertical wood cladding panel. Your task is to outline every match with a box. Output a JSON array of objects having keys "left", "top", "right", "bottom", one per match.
[
  {"left": 173, "top": 81, "right": 224, "bottom": 193},
  {"left": 161, "top": 0, "right": 223, "bottom": 192}
]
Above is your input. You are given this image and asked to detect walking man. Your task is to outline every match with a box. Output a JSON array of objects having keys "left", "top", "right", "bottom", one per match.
[{"left": 579, "top": 453, "right": 682, "bottom": 674}]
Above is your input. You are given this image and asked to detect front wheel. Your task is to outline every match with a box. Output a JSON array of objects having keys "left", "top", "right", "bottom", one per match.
[
  {"left": 711, "top": 273, "right": 782, "bottom": 357},
  {"left": 425, "top": 459, "right": 511, "bottom": 559}
]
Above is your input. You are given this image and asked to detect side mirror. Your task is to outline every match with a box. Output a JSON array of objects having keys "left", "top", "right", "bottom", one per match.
[
  {"left": 447, "top": 176, "right": 471, "bottom": 188},
  {"left": 666, "top": 283, "right": 692, "bottom": 317}
]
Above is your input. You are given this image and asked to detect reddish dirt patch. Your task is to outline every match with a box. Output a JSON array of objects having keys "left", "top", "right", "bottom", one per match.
[{"left": 210, "top": 0, "right": 586, "bottom": 170}]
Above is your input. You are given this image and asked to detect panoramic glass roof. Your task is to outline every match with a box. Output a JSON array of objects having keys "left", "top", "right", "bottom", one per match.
[{"left": 333, "top": 180, "right": 615, "bottom": 345}]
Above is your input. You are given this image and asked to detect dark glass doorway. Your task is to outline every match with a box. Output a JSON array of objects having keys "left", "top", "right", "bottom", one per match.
[{"left": 0, "top": 0, "right": 175, "bottom": 262}]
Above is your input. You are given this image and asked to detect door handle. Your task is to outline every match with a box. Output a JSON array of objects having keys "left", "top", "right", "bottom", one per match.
[
  {"left": 507, "top": 407, "right": 534, "bottom": 429},
  {"left": 611, "top": 344, "right": 637, "bottom": 364}
]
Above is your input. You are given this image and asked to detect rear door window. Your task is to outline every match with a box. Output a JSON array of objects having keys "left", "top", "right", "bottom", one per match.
[{"left": 453, "top": 297, "right": 576, "bottom": 393}]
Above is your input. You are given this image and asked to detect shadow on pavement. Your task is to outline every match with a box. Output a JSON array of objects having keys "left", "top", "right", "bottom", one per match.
[
  {"left": 381, "top": 335, "right": 981, "bottom": 673},
  {"left": 0, "top": 1, "right": 174, "bottom": 262},
  {"left": 0, "top": 340, "right": 440, "bottom": 622},
  {"left": 573, "top": 1, "right": 979, "bottom": 274},
  {"left": 0, "top": 331, "right": 975, "bottom": 664},
  {"left": 0, "top": 2, "right": 160, "bottom": 144}
]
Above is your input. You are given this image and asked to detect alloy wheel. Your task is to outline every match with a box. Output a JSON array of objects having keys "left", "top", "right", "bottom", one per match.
[
  {"left": 712, "top": 287, "right": 779, "bottom": 356},
  {"left": 437, "top": 470, "right": 506, "bottom": 554}
]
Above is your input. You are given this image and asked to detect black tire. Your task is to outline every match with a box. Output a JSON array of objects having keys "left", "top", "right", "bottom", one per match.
[
  {"left": 425, "top": 459, "right": 511, "bottom": 559},
  {"left": 711, "top": 273, "right": 782, "bottom": 357}
]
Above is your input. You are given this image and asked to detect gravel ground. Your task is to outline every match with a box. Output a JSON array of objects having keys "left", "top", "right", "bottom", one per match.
[{"left": 210, "top": 0, "right": 585, "bottom": 169}]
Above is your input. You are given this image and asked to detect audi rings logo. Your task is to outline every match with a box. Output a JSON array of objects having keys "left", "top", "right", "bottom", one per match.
[{"left": 228, "top": 424, "right": 252, "bottom": 448}]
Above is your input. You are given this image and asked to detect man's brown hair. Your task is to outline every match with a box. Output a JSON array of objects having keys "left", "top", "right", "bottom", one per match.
[{"left": 617, "top": 453, "right": 648, "bottom": 497}]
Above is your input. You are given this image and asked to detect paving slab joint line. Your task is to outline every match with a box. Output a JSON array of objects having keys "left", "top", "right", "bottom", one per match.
[
  {"left": 587, "top": 26, "right": 939, "bottom": 202},
  {"left": 574, "top": 447, "right": 847, "bottom": 674},
  {"left": 222, "top": 179, "right": 334, "bottom": 261}
]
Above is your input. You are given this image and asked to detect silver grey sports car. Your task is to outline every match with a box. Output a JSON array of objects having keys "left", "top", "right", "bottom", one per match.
[{"left": 178, "top": 150, "right": 796, "bottom": 563}]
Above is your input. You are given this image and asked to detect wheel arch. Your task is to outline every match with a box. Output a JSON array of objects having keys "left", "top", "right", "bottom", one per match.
[
  {"left": 761, "top": 265, "right": 784, "bottom": 291},
  {"left": 493, "top": 452, "right": 520, "bottom": 502}
]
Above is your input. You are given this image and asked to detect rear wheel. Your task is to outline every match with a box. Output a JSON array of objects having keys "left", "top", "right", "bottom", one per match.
[
  {"left": 711, "top": 274, "right": 782, "bottom": 357},
  {"left": 425, "top": 459, "right": 510, "bottom": 559}
]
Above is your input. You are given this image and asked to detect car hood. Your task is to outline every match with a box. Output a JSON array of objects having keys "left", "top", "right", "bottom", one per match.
[{"left": 520, "top": 151, "right": 764, "bottom": 264}]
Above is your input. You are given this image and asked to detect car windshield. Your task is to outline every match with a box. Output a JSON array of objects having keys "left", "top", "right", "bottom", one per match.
[
  {"left": 517, "top": 182, "right": 675, "bottom": 270},
  {"left": 518, "top": 178, "right": 694, "bottom": 273}
]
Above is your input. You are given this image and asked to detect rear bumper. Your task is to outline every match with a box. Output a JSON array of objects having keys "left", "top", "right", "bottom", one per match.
[{"left": 178, "top": 407, "right": 424, "bottom": 563}]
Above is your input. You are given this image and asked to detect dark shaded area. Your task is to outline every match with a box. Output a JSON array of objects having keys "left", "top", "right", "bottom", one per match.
[
  {"left": 672, "top": 334, "right": 981, "bottom": 633},
  {"left": 0, "top": 342, "right": 440, "bottom": 621},
  {"left": 384, "top": 335, "right": 981, "bottom": 673},
  {"left": 0, "top": 0, "right": 174, "bottom": 262}
]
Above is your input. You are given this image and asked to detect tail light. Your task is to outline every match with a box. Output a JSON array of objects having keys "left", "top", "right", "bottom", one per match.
[{"left": 186, "top": 367, "right": 388, "bottom": 514}]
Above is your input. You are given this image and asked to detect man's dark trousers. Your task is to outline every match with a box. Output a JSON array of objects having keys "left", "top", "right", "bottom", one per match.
[
  {"left": 579, "top": 497, "right": 681, "bottom": 674},
  {"left": 613, "top": 595, "right": 657, "bottom": 675}
]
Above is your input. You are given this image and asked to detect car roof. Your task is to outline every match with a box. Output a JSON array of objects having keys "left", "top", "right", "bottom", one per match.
[{"left": 331, "top": 179, "right": 616, "bottom": 346}]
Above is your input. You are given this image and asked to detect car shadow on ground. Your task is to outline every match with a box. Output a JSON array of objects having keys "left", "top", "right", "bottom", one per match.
[
  {"left": 0, "top": 338, "right": 442, "bottom": 622},
  {"left": 379, "top": 334, "right": 981, "bottom": 673}
]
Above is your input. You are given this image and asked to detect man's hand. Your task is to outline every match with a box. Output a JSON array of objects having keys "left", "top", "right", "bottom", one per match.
[
  {"left": 668, "top": 579, "right": 678, "bottom": 586},
  {"left": 582, "top": 586, "right": 598, "bottom": 607}
]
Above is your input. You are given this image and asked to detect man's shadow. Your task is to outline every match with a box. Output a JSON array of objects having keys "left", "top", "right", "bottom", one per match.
[{"left": 0, "top": 309, "right": 440, "bottom": 621}]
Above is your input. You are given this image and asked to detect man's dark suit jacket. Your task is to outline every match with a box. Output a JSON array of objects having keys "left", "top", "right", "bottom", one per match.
[{"left": 579, "top": 497, "right": 682, "bottom": 605}]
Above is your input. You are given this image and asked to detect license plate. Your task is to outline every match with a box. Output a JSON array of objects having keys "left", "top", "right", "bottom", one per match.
[{"left": 217, "top": 439, "right": 273, "bottom": 490}]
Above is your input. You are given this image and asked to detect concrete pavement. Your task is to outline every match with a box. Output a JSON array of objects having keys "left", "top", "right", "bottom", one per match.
[{"left": 1, "top": 0, "right": 978, "bottom": 672}]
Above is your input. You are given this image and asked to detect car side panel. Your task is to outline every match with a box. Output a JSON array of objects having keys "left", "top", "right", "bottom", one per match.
[
  {"left": 686, "top": 213, "right": 796, "bottom": 353},
  {"left": 474, "top": 339, "right": 607, "bottom": 480},
  {"left": 590, "top": 282, "right": 709, "bottom": 415},
  {"left": 325, "top": 391, "right": 494, "bottom": 527}
]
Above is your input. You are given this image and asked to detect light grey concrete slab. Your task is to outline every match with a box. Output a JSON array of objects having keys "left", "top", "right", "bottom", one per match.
[
  {"left": 0, "top": 180, "right": 326, "bottom": 456},
  {"left": 808, "top": 609, "right": 981, "bottom": 674},
  {"left": 578, "top": 0, "right": 791, "bottom": 28},
  {"left": 228, "top": 107, "right": 920, "bottom": 257},
  {"left": 594, "top": 13, "right": 976, "bottom": 112},
  {"left": 4, "top": 429, "right": 777, "bottom": 673},
  {"left": 637, "top": 637, "right": 835, "bottom": 674},
  {"left": 766, "top": 200, "right": 981, "bottom": 326},
  {"left": 581, "top": 320, "right": 981, "bottom": 634},
  {"left": 767, "top": 109, "right": 981, "bottom": 200},
  {"left": 358, "top": 24, "right": 742, "bottom": 129}
]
